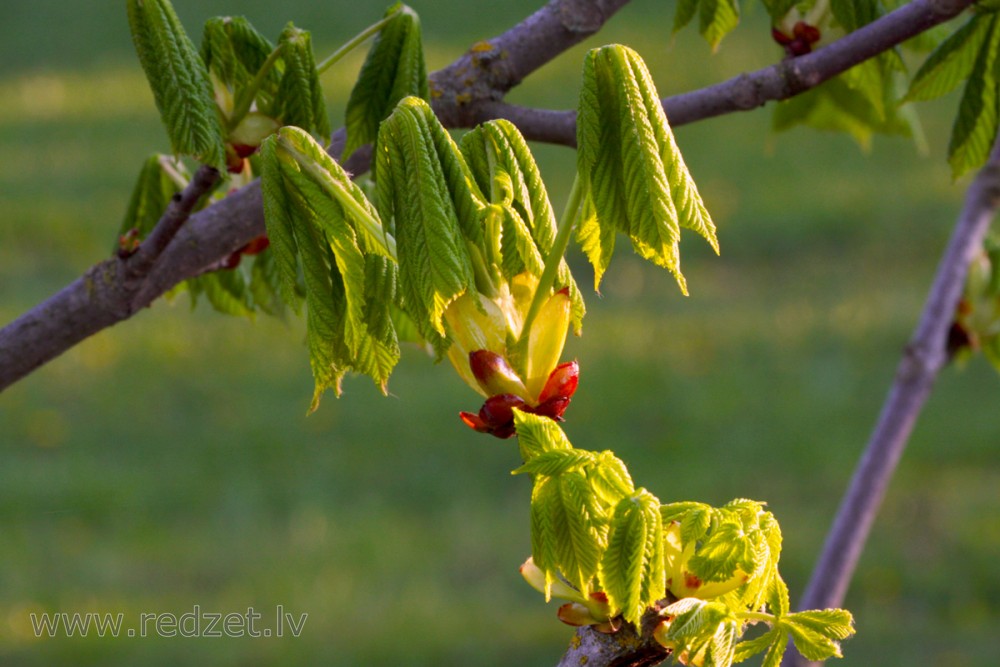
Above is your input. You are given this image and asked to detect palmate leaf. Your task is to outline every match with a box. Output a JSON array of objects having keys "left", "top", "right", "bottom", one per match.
[
  {"left": 260, "top": 127, "right": 399, "bottom": 409},
  {"left": 375, "top": 96, "right": 480, "bottom": 352},
  {"left": 460, "top": 120, "right": 586, "bottom": 331},
  {"left": 126, "top": 0, "right": 226, "bottom": 169},
  {"left": 687, "top": 519, "right": 756, "bottom": 583},
  {"left": 732, "top": 627, "right": 783, "bottom": 665},
  {"left": 782, "top": 609, "right": 855, "bottom": 660},
  {"left": 599, "top": 488, "right": 665, "bottom": 627},
  {"left": 276, "top": 23, "right": 331, "bottom": 141},
  {"left": 577, "top": 45, "right": 718, "bottom": 295},
  {"left": 948, "top": 15, "right": 1000, "bottom": 179},
  {"left": 344, "top": 3, "right": 429, "bottom": 160},
  {"left": 905, "top": 15, "right": 993, "bottom": 103}
]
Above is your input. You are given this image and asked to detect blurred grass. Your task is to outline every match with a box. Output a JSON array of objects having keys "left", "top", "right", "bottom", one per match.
[{"left": 1, "top": 1, "right": 998, "bottom": 665}]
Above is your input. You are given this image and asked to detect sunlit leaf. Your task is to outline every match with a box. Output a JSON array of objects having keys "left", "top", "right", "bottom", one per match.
[{"left": 344, "top": 3, "right": 428, "bottom": 159}]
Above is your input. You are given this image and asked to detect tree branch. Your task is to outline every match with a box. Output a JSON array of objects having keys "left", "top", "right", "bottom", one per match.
[
  {"left": 471, "top": 0, "right": 975, "bottom": 144},
  {"left": 123, "top": 164, "right": 221, "bottom": 276},
  {"left": 0, "top": 0, "right": 977, "bottom": 395},
  {"left": 784, "top": 133, "right": 1000, "bottom": 667}
]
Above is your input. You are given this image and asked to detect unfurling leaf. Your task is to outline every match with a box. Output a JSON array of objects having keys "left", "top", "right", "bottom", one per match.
[
  {"left": 947, "top": 15, "right": 1000, "bottom": 179},
  {"left": 275, "top": 23, "right": 331, "bottom": 141},
  {"left": 460, "top": 120, "right": 585, "bottom": 332},
  {"left": 599, "top": 488, "right": 665, "bottom": 627},
  {"left": 782, "top": 609, "right": 856, "bottom": 661},
  {"left": 127, "top": 0, "right": 226, "bottom": 169},
  {"left": 375, "top": 96, "right": 480, "bottom": 352},
  {"left": 200, "top": 16, "right": 280, "bottom": 121},
  {"left": 577, "top": 44, "right": 717, "bottom": 295},
  {"left": 260, "top": 127, "right": 399, "bottom": 409},
  {"left": 344, "top": 3, "right": 429, "bottom": 159}
]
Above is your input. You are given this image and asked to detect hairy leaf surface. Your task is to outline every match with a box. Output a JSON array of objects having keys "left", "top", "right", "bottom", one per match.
[
  {"left": 577, "top": 45, "right": 717, "bottom": 294},
  {"left": 375, "top": 96, "right": 479, "bottom": 351},
  {"left": 344, "top": 4, "right": 428, "bottom": 159},
  {"left": 127, "top": 0, "right": 226, "bottom": 169},
  {"left": 276, "top": 23, "right": 331, "bottom": 141}
]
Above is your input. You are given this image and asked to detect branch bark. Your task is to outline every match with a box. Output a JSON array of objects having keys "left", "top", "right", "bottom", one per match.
[
  {"left": 474, "top": 0, "right": 975, "bottom": 143},
  {"left": 782, "top": 133, "right": 1000, "bottom": 667},
  {"left": 0, "top": 0, "right": 978, "bottom": 396}
]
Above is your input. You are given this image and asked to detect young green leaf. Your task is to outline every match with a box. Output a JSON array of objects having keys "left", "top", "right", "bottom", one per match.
[
  {"left": 599, "top": 488, "right": 665, "bottom": 627},
  {"left": 344, "top": 4, "right": 429, "bottom": 160},
  {"left": 460, "top": 120, "right": 586, "bottom": 331},
  {"left": 374, "top": 96, "right": 480, "bottom": 351},
  {"left": 249, "top": 246, "right": 288, "bottom": 317},
  {"left": 513, "top": 410, "right": 573, "bottom": 460},
  {"left": 947, "top": 15, "right": 1000, "bottom": 179},
  {"left": 260, "top": 126, "right": 399, "bottom": 408},
  {"left": 687, "top": 518, "right": 756, "bottom": 583},
  {"left": 126, "top": 0, "right": 226, "bottom": 169},
  {"left": 512, "top": 449, "right": 596, "bottom": 477},
  {"left": 275, "top": 23, "right": 332, "bottom": 141},
  {"left": 732, "top": 627, "right": 783, "bottom": 665},
  {"left": 577, "top": 45, "right": 718, "bottom": 295},
  {"left": 905, "top": 15, "right": 992, "bottom": 103},
  {"left": 200, "top": 16, "right": 280, "bottom": 122},
  {"left": 782, "top": 609, "right": 856, "bottom": 661},
  {"left": 699, "top": 0, "right": 741, "bottom": 52}
]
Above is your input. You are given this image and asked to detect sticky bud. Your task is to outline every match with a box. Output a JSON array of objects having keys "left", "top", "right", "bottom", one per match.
[
  {"left": 479, "top": 394, "right": 526, "bottom": 429},
  {"left": 228, "top": 111, "right": 280, "bottom": 152},
  {"left": 469, "top": 350, "right": 530, "bottom": 398},
  {"left": 524, "top": 288, "right": 571, "bottom": 400},
  {"left": 537, "top": 361, "right": 579, "bottom": 404}
]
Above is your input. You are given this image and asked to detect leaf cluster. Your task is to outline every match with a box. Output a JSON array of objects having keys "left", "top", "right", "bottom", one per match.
[{"left": 514, "top": 413, "right": 854, "bottom": 666}]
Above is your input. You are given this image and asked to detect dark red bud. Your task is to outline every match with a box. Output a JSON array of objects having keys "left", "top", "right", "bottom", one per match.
[
  {"left": 240, "top": 235, "right": 270, "bottom": 256},
  {"left": 529, "top": 397, "right": 570, "bottom": 421},
  {"left": 479, "top": 394, "right": 526, "bottom": 429},
  {"left": 232, "top": 143, "right": 259, "bottom": 159},
  {"left": 788, "top": 39, "right": 812, "bottom": 56},
  {"left": 221, "top": 251, "right": 242, "bottom": 270},
  {"left": 538, "top": 361, "right": 579, "bottom": 404},
  {"left": 459, "top": 411, "right": 490, "bottom": 433},
  {"left": 793, "top": 21, "right": 821, "bottom": 44},
  {"left": 771, "top": 27, "right": 793, "bottom": 46}
]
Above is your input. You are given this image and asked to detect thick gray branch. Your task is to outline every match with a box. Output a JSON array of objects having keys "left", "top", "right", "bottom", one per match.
[{"left": 784, "top": 135, "right": 1000, "bottom": 667}]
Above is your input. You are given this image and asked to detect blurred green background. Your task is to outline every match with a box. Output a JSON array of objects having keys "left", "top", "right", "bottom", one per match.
[{"left": 1, "top": 1, "right": 998, "bottom": 665}]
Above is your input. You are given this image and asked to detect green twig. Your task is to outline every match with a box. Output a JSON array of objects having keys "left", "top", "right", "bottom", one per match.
[
  {"left": 316, "top": 7, "right": 402, "bottom": 75},
  {"left": 517, "top": 173, "right": 584, "bottom": 344},
  {"left": 227, "top": 44, "right": 286, "bottom": 133}
]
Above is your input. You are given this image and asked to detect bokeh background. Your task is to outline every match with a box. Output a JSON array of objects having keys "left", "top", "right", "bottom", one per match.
[{"left": 1, "top": 1, "right": 998, "bottom": 665}]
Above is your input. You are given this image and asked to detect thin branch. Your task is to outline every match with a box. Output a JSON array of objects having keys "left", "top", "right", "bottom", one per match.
[
  {"left": 123, "top": 164, "right": 220, "bottom": 277},
  {"left": 470, "top": 0, "right": 975, "bottom": 144},
  {"left": 784, "top": 134, "right": 1000, "bottom": 667}
]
